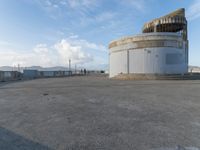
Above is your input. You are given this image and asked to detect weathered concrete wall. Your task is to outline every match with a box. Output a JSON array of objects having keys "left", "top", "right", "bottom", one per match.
[
  {"left": 109, "top": 33, "right": 188, "bottom": 78},
  {"left": 109, "top": 33, "right": 183, "bottom": 49}
]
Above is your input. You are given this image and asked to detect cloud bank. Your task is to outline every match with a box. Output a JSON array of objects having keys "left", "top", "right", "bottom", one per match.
[{"left": 0, "top": 37, "right": 107, "bottom": 69}]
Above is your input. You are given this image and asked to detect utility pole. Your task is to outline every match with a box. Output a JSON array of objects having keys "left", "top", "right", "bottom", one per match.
[
  {"left": 18, "top": 64, "right": 20, "bottom": 72},
  {"left": 69, "top": 59, "right": 71, "bottom": 75},
  {"left": 69, "top": 59, "right": 71, "bottom": 71},
  {"left": 75, "top": 64, "right": 77, "bottom": 74}
]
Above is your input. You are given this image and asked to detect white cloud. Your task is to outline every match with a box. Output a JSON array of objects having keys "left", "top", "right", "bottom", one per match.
[
  {"left": 129, "top": 1, "right": 145, "bottom": 11},
  {"left": 0, "top": 40, "right": 11, "bottom": 46},
  {"left": 66, "top": 36, "right": 107, "bottom": 52},
  {"left": 33, "top": 44, "right": 49, "bottom": 53},
  {"left": 31, "top": 0, "right": 99, "bottom": 21},
  {"left": 66, "top": 0, "right": 97, "bottom": 9},
  {"left": 187, "top": 0, "right": 200, "bottom": 20},
  {"left": 0, "top": 37, "right": 107, "bottom": 68},
  {"left": 68, "top": 34, "right": 79, "bottom": 39},
  {"left": 54, "top": 39, "right": 93, "bottom": 65},
  {"left": 34, "top": 0, "right": 97, "bottom": 11},
  {"left": 95, "top": 12, "right": 117, "bottom": 22},
  {"left": 121, "top": 0, "right": 146, "bottom": 12},
  {"left": 0, "top": 44, "right": 54, "bottom": 67}
]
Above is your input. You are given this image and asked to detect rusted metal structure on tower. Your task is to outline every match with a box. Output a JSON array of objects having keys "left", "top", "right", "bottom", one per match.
[
  {"left": 143, "top": 9, "right": 187, "bottom": 38},
  {"left": 142, "top": 8, "right": 188, "bottom": 64}
]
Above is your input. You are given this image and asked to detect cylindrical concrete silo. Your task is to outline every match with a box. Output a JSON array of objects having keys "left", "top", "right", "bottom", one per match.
[
  {"left": 108, "top": 8, "right": 189, "bottom": 78},
  {"left": 109, "top": 33, "right": 188, "bottom": 78}
]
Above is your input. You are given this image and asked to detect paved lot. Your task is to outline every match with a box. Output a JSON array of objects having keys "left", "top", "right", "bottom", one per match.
[{"left": 0, "top": 75, "right": 200, "bottom": 150}]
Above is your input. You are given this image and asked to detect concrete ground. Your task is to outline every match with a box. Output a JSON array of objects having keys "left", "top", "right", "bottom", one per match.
[{"left": 0, "top": 75, "right": 200, "bottom": 150}]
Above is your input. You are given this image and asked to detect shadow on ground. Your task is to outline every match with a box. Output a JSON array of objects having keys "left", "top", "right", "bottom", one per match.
[{"left": 0, "top": 127, "right": 51, "bottom": 150}]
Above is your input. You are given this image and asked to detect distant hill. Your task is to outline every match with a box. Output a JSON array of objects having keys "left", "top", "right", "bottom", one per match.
[
  {"left": 25, "top": 66, "right": 69, "bottom": 71},
  {"left": 1, "top": 65, "right": 198, "bottom": 72},
  {"left": 188, "top": 66, "right": 200, "bottom": 73},
  {"left": 0, "top": 66, "right": 13, "bottom": 71},
  {"left": 0, "top": 66, "right": 70, "bottom": 72},
  {"left": 0, "top": 65, "right": 108, "bottom": 72}
]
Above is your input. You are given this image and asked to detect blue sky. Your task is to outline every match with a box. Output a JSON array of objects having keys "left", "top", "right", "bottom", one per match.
[{"left": 0, "top": 0, "right": 200, "bottom": 69}]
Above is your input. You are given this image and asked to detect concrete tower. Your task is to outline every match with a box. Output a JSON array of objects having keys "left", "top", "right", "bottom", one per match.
[{"left": 109, "top": 8, "right": 188, "bottom": 78}]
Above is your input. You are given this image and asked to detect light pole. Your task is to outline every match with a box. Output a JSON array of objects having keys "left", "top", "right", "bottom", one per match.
[
  {"left": 69, "top": 59, "right": 71, "bottom": 71},
  {"left": 69, "top": 59, "right": 71, "bottom": 75},
  {"left": 75, "top": 64, "right": 77, "bottom": 74}
]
